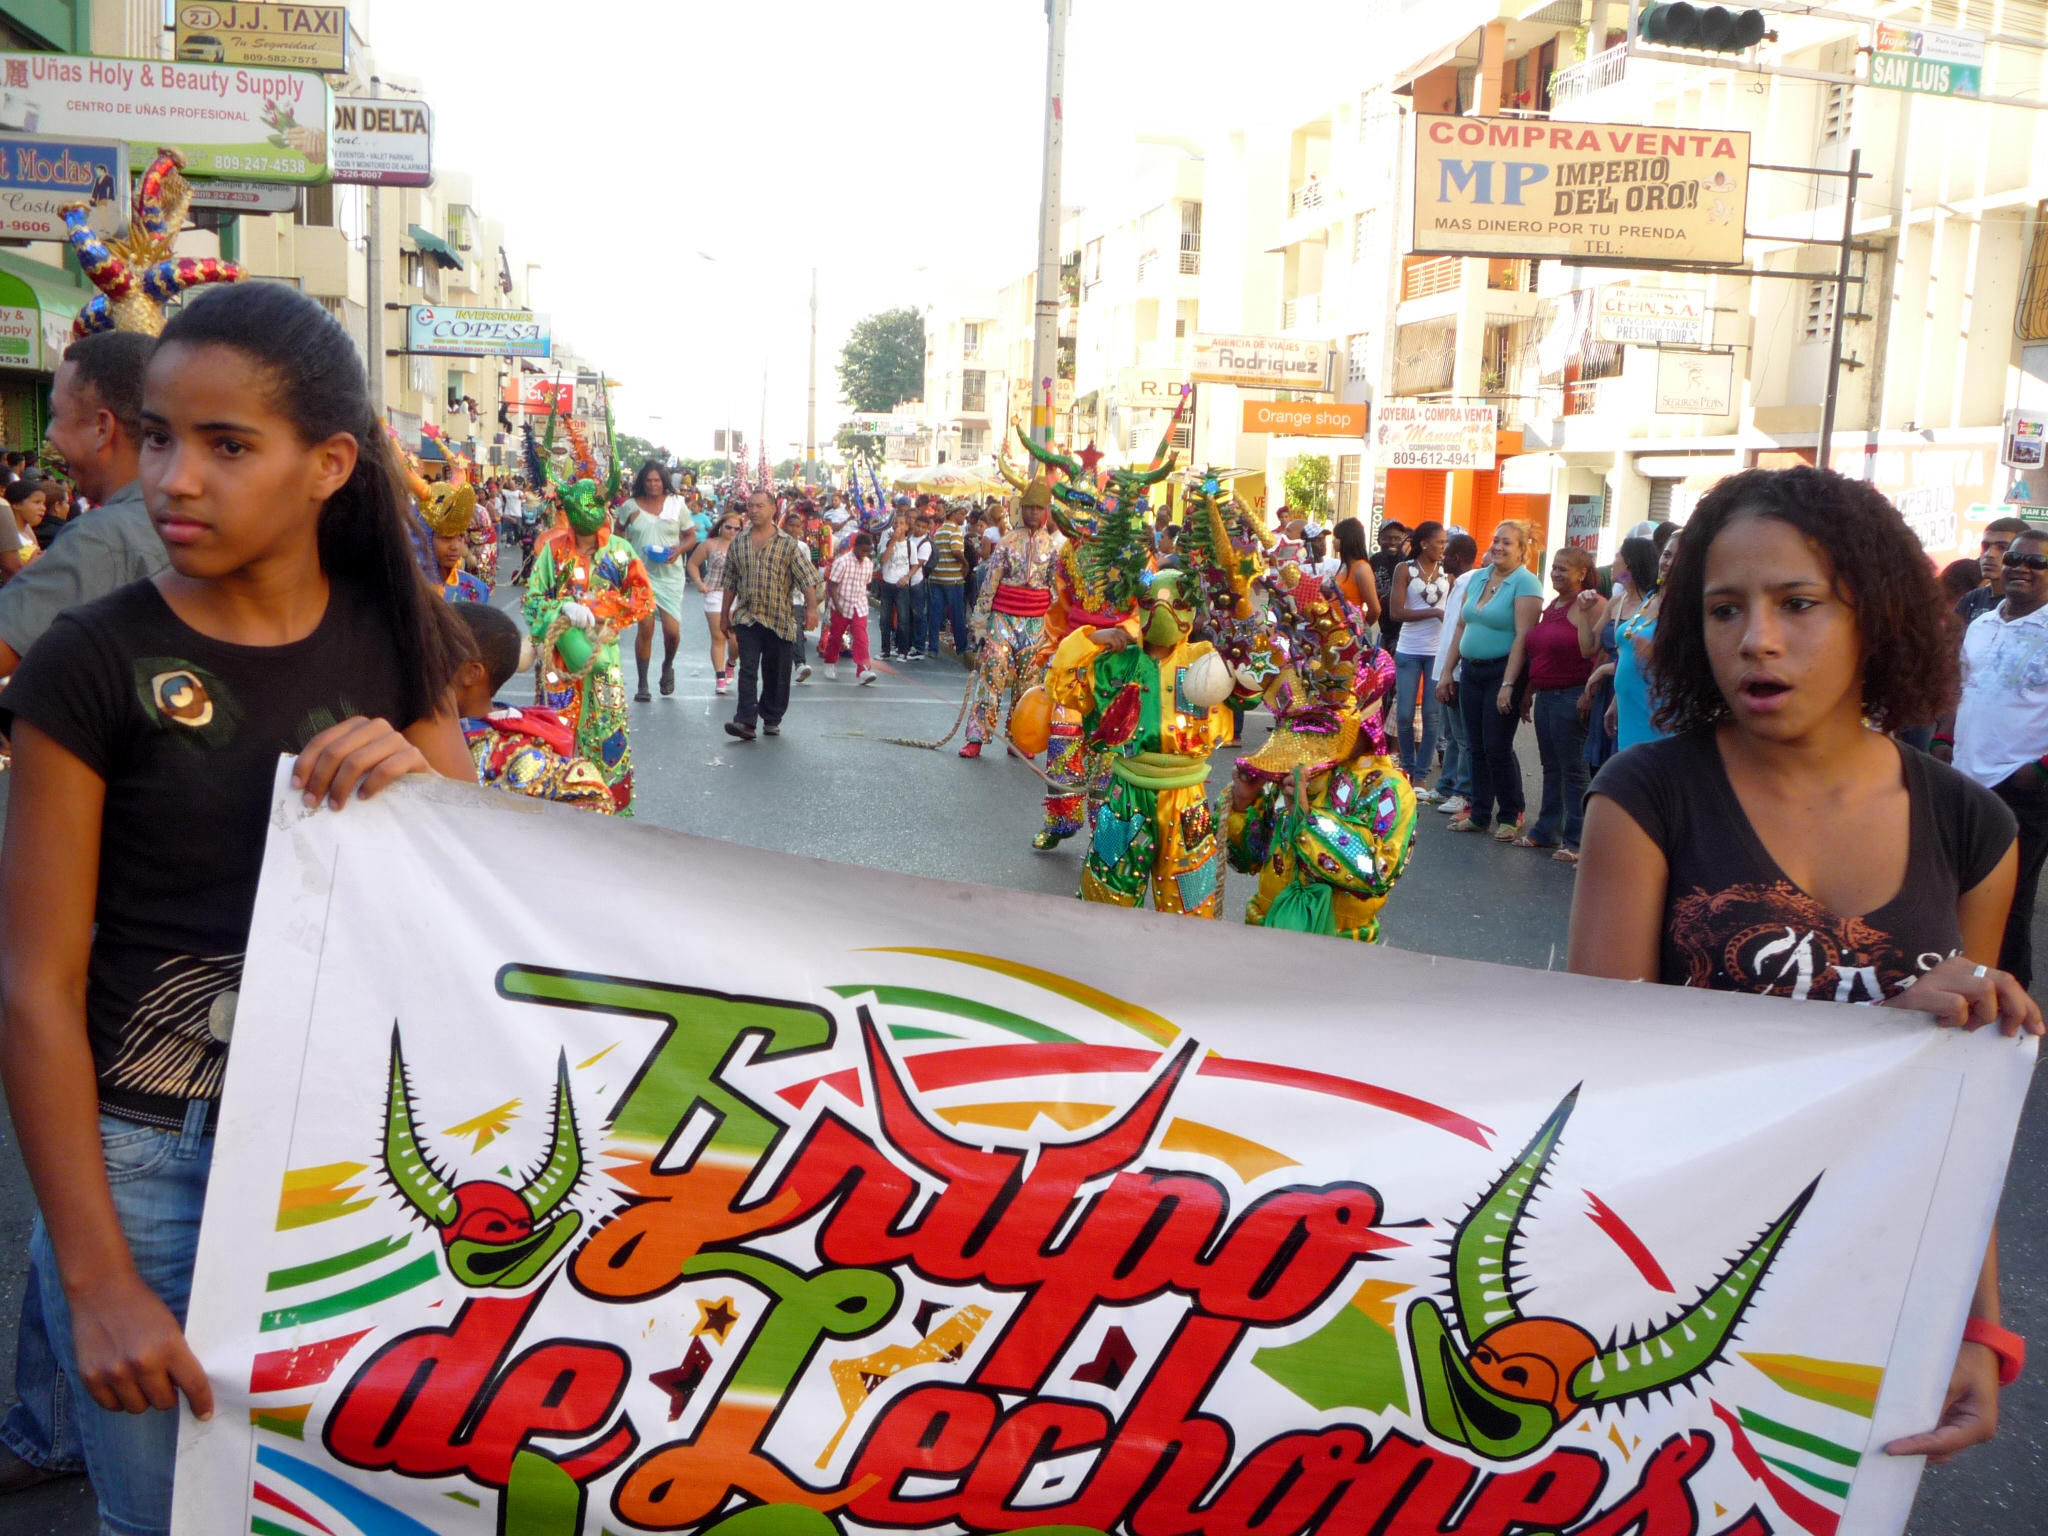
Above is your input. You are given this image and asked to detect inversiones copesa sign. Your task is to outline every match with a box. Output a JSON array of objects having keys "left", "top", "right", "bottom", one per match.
[
  {"left": 1413, "top": 115, "right": 1749, "bottom": 265},
  {"left": 405, "top": 306, "right": 551, "bottom": 359}
]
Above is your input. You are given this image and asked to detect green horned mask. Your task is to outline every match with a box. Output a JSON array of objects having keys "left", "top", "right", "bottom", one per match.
[
  {"left": 560, "top": 479, "right": 608, "bottom": 536},
  {"left": 1143, "top": 569, "right": 1195, "bottom": 648}
]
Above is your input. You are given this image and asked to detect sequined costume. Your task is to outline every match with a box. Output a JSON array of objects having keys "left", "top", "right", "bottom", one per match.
[
  {"left": 465, "top": 496, "right": 500, "bottom": 584},
  {"left": 1045, "top": 570, "right": 1237, "bottom": 917},
  {"left": 1034, "top": 540, "right": 1128, "bottom": 843},
  {"left": 463, "top": 704, "right": 617, "bottom": 814},
  {"left": 965, "top": 515, "right": 1061, "bottom": 748},
  {"left": 1224, "top": 563, "right": 1417, "bottom": 942},
  {"left": 522, "top": 512, "right": 653, "bottom": 814}
]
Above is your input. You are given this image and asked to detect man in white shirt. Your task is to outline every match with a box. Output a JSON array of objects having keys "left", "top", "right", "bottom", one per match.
[
  {"left": 874, "top": 502, "right": 931, "bottom": 661},
  {"left": 1953, "top": 526, "right": 2048, "bottom": 986},
  {"left": 1430, "top": 532, "right": 1484, "bottom": 815}
]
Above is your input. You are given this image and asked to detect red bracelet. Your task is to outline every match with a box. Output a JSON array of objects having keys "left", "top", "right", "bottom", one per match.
[{"left": 1964, "top": 1318, "right": 2026, "bottom": 1386}]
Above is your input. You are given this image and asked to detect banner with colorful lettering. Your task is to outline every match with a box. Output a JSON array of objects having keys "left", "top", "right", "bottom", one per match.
[{"left": 176, "top": 770, "right": 2034, "bottom": 1536}]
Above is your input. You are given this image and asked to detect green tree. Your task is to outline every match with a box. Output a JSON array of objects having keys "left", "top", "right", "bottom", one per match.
[
  {"left": 613, "top": 431, "right": 666, "bottom": 474},
  {"left": 838, "top": 307, "right": 926, "bottom": 413},
  {"left": 1283, "top": 454, "right": 1332, "bottom": 517},
  {"left": 835, "top": 423, "right": 886, "bottom": 466}
]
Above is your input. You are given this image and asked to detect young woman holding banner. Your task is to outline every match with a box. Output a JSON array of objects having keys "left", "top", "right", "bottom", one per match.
[
  {"left": 0, "top": 283, "right": 473, "bottom": 1534},
  {"left": 1569, "top": 465, "right": 2041, "bottom": 1465}
]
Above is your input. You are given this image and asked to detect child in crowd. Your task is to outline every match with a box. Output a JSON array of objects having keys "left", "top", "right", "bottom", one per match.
[
  {"left": 2, "top": 477, "right": 47, "bottom": 577},
  {"left": 451, "top": 600, "right": 616, "bottom": 813},
  {"left": 819, "top": 530, "right": 878, "bottom": 685}
]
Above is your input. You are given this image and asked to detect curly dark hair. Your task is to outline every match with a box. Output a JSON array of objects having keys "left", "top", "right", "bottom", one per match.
[{"left": 1651, "top": 466, "right": 1957, "bottom": 734}]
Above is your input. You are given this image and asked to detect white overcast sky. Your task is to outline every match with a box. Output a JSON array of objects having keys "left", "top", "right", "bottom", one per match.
[{"left": 362, "top": 1, "right": 1373, "bottom": 456}]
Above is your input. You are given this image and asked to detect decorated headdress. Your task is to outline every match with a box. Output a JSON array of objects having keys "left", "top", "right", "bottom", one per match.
[
  {"left": 1018, "top": 387, "right": 1189, "bottom": 611},
  {"left": 65, "top": 149, "right": 242, "bottom": 338},
  {"left": 532, "top": 387, "right": 624, "bottom": 537},
  {"left": 423, "top": 482, "right": 477, "bottom": 538},
  {"left": 1235, "top": 559, "right": 1396, "bottom": 785}
]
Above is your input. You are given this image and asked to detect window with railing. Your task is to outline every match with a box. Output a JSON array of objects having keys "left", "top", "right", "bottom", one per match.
[
  {"left": 1282, "top": 293, "right": 1324, "bottom": 330},
  {"left": 1392, "top": 318, "right": 1456, "bottom": 395},
  {"left": 1287, "top": 176, "right": 1325, "bottom": 219},
  {"left": 1551, "top": 43, "right": 1627, "bottom": 106},
  {"left": 1337, "top": 454, "right": 1362, "bottom": 519},
  {"left": 960, "top": 426, "right": 987, "bottom": 460},
  {"left": 1180, "top": 202, "right": 1202, "bottom": 274},
  {"left": 961, "top": 370, "right": 987, "bottom": 413},
  {"left": 963, "top": 322, "right": 982, "bottom": 356},
  {"left": 1401, "top": 255, "right": 1461, "bottom": 302}
]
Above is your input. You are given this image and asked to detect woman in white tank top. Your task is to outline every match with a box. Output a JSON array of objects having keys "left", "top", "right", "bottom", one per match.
[{"left": 1388, "top": 521, "right": 1450, "bottom": 786}]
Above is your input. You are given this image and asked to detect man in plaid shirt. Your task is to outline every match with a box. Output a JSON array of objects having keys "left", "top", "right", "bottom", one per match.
[{"left": 719, "top": 489, "right": 823, "bottom": 741}]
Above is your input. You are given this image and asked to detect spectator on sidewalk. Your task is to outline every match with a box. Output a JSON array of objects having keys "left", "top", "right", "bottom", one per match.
[
  {"left": 1437, "top": 520, "right": 1541, "bottom": 840},
  {"left": 1951, "top": 525, "right": 2048, "bottom": 988},
  {"left": 1957, "top": 518, "right": 2032, "bottom": 629},
  {"left": 1518, "top": 546, "right": 1601, "bottom": 860},
  {"left": 1385, "top": 519, "right": 1446, "bottom": 785},
  {"left": 874, "top": 502, "right": 926, "bottom": 662},
  {"left": 0, "top": 333, "right": 157, "bottom": 678},
  {"left": 1430, "top": 532, "right": 1483, "bottom": 814},
  {"left": 926, "top": 499, "right": 971, "bottom": 657}
]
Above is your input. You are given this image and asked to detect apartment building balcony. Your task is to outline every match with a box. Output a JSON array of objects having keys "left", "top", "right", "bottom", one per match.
[
  {"left": 1402, "top": 257, "right": 1461, "bottom": 303},
  {"left": 1551, "top": 43, "right": 1628, "bottom": 108},
  {"left": 1287, "top": 176, "right": 1326, "bottom": 220}
]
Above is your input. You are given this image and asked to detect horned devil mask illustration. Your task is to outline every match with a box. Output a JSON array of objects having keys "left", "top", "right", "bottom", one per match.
[
  {"left": 1407, "top": 1087, "right": 1816, "bottom": 1461},
  {"left": 382, "top": 1029, "right": 586, "bottom": 1289}
]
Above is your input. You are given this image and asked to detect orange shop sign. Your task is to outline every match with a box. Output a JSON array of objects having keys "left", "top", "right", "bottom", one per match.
[{"left": 1240, "top": 400, "right": 1368, "bottom": 437}]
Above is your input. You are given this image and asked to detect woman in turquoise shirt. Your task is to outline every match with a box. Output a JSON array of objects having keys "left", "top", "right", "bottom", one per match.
[
  {"left": 1610, "top": 528, "right": 1681, "bottom": 750},
  {"left": 1438, "top": 520, "right": 1544, "bottom": 838}
]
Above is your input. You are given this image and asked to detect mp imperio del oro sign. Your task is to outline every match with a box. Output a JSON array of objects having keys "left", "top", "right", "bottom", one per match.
[{"left": 1413, "top": 115, "right": 1749, "bottom": 265}]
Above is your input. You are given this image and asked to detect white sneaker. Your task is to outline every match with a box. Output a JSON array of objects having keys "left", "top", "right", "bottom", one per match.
[
  {"left": 1436, "top": 794, "right": 1468, "bottom": 816},
  {"left": 796, "top": 663, "right": 813, "bottom": 684},
  {"left": 825, "top": 664, "right": 839, "bottom": 682},
  {"left": 857, "top": 668, "right": 877, "bottom": 686}
]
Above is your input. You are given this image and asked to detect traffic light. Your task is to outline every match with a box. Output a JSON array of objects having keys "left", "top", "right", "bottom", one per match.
[{"left": 1639, "top": 4, "right": 1767, "bottom": 52}]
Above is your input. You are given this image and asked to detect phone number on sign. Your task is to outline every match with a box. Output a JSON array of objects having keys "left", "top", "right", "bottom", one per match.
[
  {"left": 1384, "top": 448, "right": 1488, "bottom": 468},
  {"left": 203, "top": 154, "right": 308, "bottom": 175}
]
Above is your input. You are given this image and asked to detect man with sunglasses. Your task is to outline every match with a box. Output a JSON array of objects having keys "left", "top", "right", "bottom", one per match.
[{"left": 1953, "top": 527, "right": 2048, "bottom": 986}]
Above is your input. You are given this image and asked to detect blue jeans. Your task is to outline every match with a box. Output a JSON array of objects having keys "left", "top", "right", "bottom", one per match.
[
  {"left": 0, "top": 1260, "right": 86, "bottom": 1473},
  {"left": 1393, "top": 651, "right": 1438, "bottom": 780},
  {"left": 1435, "top": 678, "right": 1472, "bottom": 798},
  {"left": 875, "top": 584, "right": 916, "bottom": 655},
  {"left": 33, "top": 1106, "right": 213, "bottom": 1536},
  {"left": 926, "top": 582, "right": 968, "bottom": 653},
  {"left": 1458, "top": 655, "right": 1526, "bottom": 829},
  {"left": 1529, "top": 686, "right": 1591, "bottom": 849}
]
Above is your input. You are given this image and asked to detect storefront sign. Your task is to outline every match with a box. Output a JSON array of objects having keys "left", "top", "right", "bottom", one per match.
[
  {"left": 0, "top": 133, "right": 124, "bottom": 241},
  {"left": 406, "top": 305, "right": 550, "bottom": 359},
  {"left": 0, "top": 53, "right": 330, "bottom": 183},
  {"left": 182, "top": 177, "right": 301, "bottom": 212},
  {"left": 172, "top": 773, "right": 2031, "bottom": 1536},
  {"left": 2004, "top": 407, "right": 2046, "bottom": 468},
  {"left": 1191, "top": 331, "right": 1335, "bottom": 392},
  {"left": 173, "top": 3, "right": 349, "bottom": 74},
  {"left": 1593, "top": 284, "right": 1708, "bottom": 346},
  {"left": 1870, "top": 22, "right": 1984, "bottom": 99},
  {"left": 1654, "top": 350, "right": 1736, "bottom": 416},
  {"left": 330, "top": 96, "right": 431, "bottom": 187},
  {"left": 1496, "top": 451, "right": 1557, "bottom": 495},
  {"left": 0, "top": 303, "right": 38, "bottom": 369},
  {"left": 1240, "top": 398, "right": 1368, "bottom": 437},
  {"left": 1118, "top": 367, "right": 1190, "bottom": 409},
  {"left": 1830, "top": 429, "right": 2000, "bottom": 564},
  {"left": 1565, "top": 491, "right": 1605, "bottom": 551},
  {"left": 1373, "top": 400, "right": 1498, "bottom": 469},
  {"left": 1413, "top": 115, "right": 1749, "bottom": 265},
  {"left": 502, "top": 377, "right": 574, "bottom": 416}
]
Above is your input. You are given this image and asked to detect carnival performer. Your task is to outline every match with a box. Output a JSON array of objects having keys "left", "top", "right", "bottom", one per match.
[
  {"left": 522, "top": 478, "right": 653, "bottom": 813},
  {"left": 1046, "top": 567, "right": 1238, "bottom": 914},
  {"left": 1226, "top": 561, "right": 1417, "bottom": 942},
  {"left": 424, "top": 482, "right": 491, "bottom": 603},
  {"left": 464, "top": 488, "right": 499, "bottom": 586},
  {"left": 613, "top": 460, "right": 698, "bottom": 700},
  {"left": 450, "top": 600, "right": 617, "bottom": 813},
  {"left": 960, "top": 478, "right": 1061, "bottom": 758}
]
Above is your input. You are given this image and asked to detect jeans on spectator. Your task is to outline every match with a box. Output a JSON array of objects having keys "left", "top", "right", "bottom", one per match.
[
  {"left": 1993, "top": 765, "right": 2048, "bottom": 989},
  {"left": 1435, "top": 685, "right": 1471, "bottom": 799},
  {"left": 32, "top": 1106, "right": 212, "bottom": 1536},
  {"left": 734, "top": 622, "right": 793, "bottom": 728},
  {"left": 1529, "top": 686, "right": 1591, "bottom": 849},
  {"left": 927, "top": 581, "right": 968, "bottom": 654},
  {"left": 875, "top": 584, "right": 915, "bottom": 656},
  {"left": 1458, "top": 655, "right": 1527, "bottom": 829},
  {"left": 1392, "top": 651, "right": 1438, "bottom": 780},
  {"left": 819, "top": 610, "right": 871, "bottom": 671},
  {"left": 0, "top": 1261, "right": 85, "bottom": 1475}
]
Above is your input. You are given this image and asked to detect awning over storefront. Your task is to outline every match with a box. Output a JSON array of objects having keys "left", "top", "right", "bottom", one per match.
[
  {"left": 0, "top": 262, "right": 86, "bottom": 373},
  {"left": 1393, "top": 38, "right": 1468, "bottom": 93},
  {"left": 405, "top": 224, "right": 465, "bottom": 271}
]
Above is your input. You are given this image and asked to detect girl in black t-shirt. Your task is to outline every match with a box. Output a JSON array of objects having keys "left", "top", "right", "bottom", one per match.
[
  {"left": 0, "top": 284, "right": 473, "bottom": 1533},
  {"left": 1570, "top": 465, "right": 2041, "bottom": 1468}
]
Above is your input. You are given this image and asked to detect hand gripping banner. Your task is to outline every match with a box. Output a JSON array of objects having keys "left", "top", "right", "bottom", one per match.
[{"left": 175, "top": 770, "right": 2034, "bottom": 1536}]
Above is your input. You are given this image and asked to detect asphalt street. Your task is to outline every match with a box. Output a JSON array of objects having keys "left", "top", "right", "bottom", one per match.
[{"left": 0, "top": 586, "right": 2042, "bottom": 1532}]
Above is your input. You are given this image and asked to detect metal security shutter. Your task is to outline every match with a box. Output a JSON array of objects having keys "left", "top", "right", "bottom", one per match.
[{"left": 1646, "top": 480, "right": 1674, "bottom": 522}]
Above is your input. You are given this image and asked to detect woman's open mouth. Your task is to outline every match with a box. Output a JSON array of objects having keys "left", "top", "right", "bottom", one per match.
[{"left": 1738, "top": 675, "right": 1792, "bottom": 711}]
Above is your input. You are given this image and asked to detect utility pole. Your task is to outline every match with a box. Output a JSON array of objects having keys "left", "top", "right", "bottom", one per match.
[
  {"left": 1030, "top": 0, "right": 1069, "bottom": 448},
  {"left": 364, "top": 74, "right": 384, "bottom": 420},
  {"left": 1817, "top": 147, "right": 1859, "bottom": 470},
  {"left": 805, "top": 265, "right": 819, "bottom": 474}
]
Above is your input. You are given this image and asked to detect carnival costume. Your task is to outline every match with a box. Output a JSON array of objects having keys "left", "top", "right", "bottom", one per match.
[
  {"left": 62, "top": 148, "right": 241, "bottom": 338},
  {"left": 1018, "top": 405, "right": 1186, "bottom": 851},
  {"left": 522, "top": 478, "right": 653, "bottom": 815},
  {"left": 1225, "top": 557, "right": 1417, "bottom": 943},
  {"left": 963, "top": 477, "right": 1061, "bottom": 751},
  {"left": 1046, "top": 567, "right": 1238, "bottom": 916},
  {"left": 463, "top": 704, "right": 617, "bottom": 814},
  {"left": 424, "top": 483, "right": 492, "bottom": 604}
]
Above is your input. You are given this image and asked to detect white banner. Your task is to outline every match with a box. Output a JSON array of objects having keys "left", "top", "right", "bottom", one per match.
[{"left": 176, "top": 772, "right": 2032, "bottom": 1536}]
